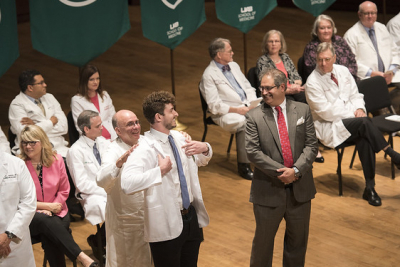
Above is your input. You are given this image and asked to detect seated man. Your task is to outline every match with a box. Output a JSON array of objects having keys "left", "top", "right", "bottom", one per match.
[
  {"left": 9, "top": 69, "right": 69, "bottom": 156},
  {"left": 66, "top": 110, "right": 109, "bottom": 257},
  {"left": 200, "top": 37, "right": 258, "bottom": 180},
  {"left": 305, "top": 42, "right": 400, "bottom": 206},
  {"left": 344, "top": 1, "right": 400, "bottom": 112},
  {"left": 0, "top": 126, "right": 10, "bottom": 154}
]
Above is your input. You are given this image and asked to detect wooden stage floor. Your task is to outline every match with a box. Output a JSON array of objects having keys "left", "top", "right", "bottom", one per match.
[{"left": 1, "top": 3, "right": 399, "bottom": 267}]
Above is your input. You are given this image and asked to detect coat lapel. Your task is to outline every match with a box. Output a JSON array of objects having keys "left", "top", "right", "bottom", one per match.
[
  {"left": 286, "top": 100, "right": 298, "bottom": 156},
  {"left": 261, "top": 103, "right": 282, "bottom": 155},
  {"left": 210, "top": 61, "right": 234, "bottom": 91}
]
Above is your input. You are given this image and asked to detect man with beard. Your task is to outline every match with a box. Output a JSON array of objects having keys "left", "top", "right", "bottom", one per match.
[{"left": 121, "top": 91, "right": 212, "bottom": 267}]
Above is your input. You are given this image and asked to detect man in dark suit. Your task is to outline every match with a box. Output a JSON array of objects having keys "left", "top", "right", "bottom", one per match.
[{"left": 246, "top": 68, "right": 318, "bottom": 267}]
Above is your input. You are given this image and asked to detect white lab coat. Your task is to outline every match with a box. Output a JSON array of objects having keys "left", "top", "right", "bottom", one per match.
[
  {"left": 305, "top": 64, "right": 366, "bottom": 148},
  {"left": 387, "top": 12, "right": 400, "bottom": 49},
  {"left": 71, "top": 91, "right": 117, "bottom": 140},
  {"left": 121, "top": 130, "right": 212, "bottom": 243},
  {"left": 8, "top": 92, "right": 69, "bottom": 157},
  {"left": 199, "top": 60, "right": 257, "bottom": 132},
  {"left": 344, "top": 21, "right": 400, "bottom": 82},
  {"left": 0, "top": 126, "right": 10, "bottom": 154},
  {"left": 0, "top": 152, "right": 36, "bottom": 267},
  {"left": 96, "top": 137, "right": 152, "bottom": 267},
  {"left": 66, "top": 135, "right": 109, "bottom": 225}
]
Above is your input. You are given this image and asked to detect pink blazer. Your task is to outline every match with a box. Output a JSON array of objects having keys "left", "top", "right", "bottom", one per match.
[{"left": 26, "top": 154, "right": 70, "bottom": 218}]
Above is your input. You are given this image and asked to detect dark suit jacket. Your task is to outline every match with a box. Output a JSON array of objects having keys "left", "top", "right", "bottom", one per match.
[{"left": 245, "top": 99, "right": 318, "bottom": 206}]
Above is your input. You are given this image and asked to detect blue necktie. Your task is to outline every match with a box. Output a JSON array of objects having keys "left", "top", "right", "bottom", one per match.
[
  {"left": 368, "top": 28, "right": 385, "bottom": 72},
  {"left": 168, "top": 135, "right": 190, "bottom": 209},
  {"left": 93, "top": 143, "right": 101, "bottom": 165}
]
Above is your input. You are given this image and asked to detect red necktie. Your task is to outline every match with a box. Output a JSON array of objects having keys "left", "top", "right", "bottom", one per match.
[
  {"left": 275, "top": 106, "right": 293, "bottom": 168},
  {"left": 331, "top": 73, "right": 338, "bottom": 86}
]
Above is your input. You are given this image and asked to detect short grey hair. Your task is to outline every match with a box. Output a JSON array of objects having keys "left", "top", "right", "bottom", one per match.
[
  {"left": 259, "top": 68, "right": 287, "bottom": 91},
  {"left": 261, "top": 30, "right": 287, "bottom": 54},
  {"left": 358, "top": 1, "right": 377, "bottom": 13},
  {"left": 316, "top": 42, "right": 335, "bottom": 57},
  {"left": 77, "top": 110, "right": 99, "bottom": 135},
  {"left": 311, "top": 14, "right": 337, "bottom": 40},
  {"left": 208, "top": 38, "right": 231, "bottom": 59}
]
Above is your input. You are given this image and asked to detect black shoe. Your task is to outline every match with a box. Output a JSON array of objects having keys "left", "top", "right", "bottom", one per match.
[
  {"left": 314, "top": 156, "right": 324, "bottom": 163},
  {"left": 238, "top": 163, "right": 253, "bottom": 180},
  {"left": 362, "top": 187, "right": 382, "bottom": 206},
  {"left": 385, "top": 147, "right": 400, "bottom": 169},
  {"left": 89, "top": 262, "right": 99, "bottom": 267}
]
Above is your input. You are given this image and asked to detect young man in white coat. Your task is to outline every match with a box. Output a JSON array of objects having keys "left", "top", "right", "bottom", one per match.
[
  {"left": 0, "top": 151, "right": 37, "bottom": 267},
  {"left": 199, "top": 38, "right": 257, "bottom": 180},
  {"left": 66, "top": 110, "right": 109, "bottom": 258},
  {"left": 305, "top": 42, "right": 400, "bottom": 206},
  {"left": 96, "top": 110, "right": 152, "bottom": 267},
  {"left": 121, "top": 91, "right": 212, "bottom": 267},
  {"left": 9, "top": 69, "right": 69, "bottom": 156}
]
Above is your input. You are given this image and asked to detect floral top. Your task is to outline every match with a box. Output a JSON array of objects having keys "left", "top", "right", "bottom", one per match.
[
  {"left": 257, "top": 53, "right": 302, "bottom": 84},
  {"left": 303, "top": 35, "right": 358, "bottom": 81}
]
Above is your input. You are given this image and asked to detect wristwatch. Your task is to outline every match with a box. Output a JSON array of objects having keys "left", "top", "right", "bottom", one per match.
[
  {"left": 293, "top": 166, "right": 301, "bottom": 178},
  {"left": 5, "top": 231, "right": 16, "bottom": 239}
]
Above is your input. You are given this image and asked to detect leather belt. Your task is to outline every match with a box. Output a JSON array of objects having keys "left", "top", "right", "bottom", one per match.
[
  {"left": 181, "top": 204, "right": 192, "bottom": 215},
  {"left": 284, "top": 183, "right": 293, "bottom": 189}
]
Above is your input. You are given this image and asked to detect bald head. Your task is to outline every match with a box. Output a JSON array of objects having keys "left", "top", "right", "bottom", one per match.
[
  {"left": 113, "top": 110, "right": 141, "bottom": 146},
  {"left": 358, "top": 1, "right": 377, "bottom": 28}
]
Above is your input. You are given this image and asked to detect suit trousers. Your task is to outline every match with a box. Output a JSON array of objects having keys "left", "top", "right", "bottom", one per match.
[
  {"left": 30, "top": 212, "right": 82, "bottom": 267},
  {"left": 250, "top": 187, "right": 311, "bottom": 267},
  {"left": 236, "top": 125, "right": 250, "bottom": 163},
  {"left": 339, "top": 117, "right": 388, "bottom": 188},
  {"left": 149, "top": 206, "right": 204, "bottom": 267}
]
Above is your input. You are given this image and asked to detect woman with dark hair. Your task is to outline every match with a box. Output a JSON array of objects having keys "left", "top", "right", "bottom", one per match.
[
  {"left": 303, "top": 14, "right": 358, "bottom": 81},
  {"left": 257, "top": 30, "right": 306, "bottom": 103},
  {"left": 20, "top": 125, "right": 98, "bottom": 267},
  {"left": 71, "top": 65, "right": 116, "bottom": 140}
]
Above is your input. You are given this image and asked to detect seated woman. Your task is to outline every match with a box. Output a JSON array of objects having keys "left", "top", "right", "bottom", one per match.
[
  {"left": 257, "top": 29, "right": 306, "bottom": 103},
  {"left": 71, "top": 65, "right": 116, "bottom": 140},
  {"left": 19, "top": 125, "right": 98, "bottom": 267},
  {"left": 303, "top": 14, "right": 357, "bottom": 81}
]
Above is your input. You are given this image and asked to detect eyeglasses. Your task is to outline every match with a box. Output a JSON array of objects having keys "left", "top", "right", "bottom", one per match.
[
  {"left": 120, "top": 120, "right": 140, "bottom": 128},
  {"left": 267, "top": 40, "right": 281, "bottom": 44},
  {"left": 259, "top": 85, "right": 277, "bottom": 92},
  {"left": 361, "top": 12, "right": 377, "bottom": 16},
  {"left": 317, "top": 57, "right": 333, "bottom": 63},
  {"left": 31, "top": 81, "right": 46, "bottom": 86},
  {"left": 21, "top": 141, "right": 40, "bottom": 147}
]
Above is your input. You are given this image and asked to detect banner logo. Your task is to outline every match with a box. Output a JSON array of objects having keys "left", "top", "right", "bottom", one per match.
[
  {"left": 311, "top": 0, "right": 326, "bottom": 4},
  {"left": 59, "top": 0, "right": 97, "bottom": 7},
  {"left": 238, "top": 6, "right": 256, "bottom": 22},
  {"left": 167, "top": 21, "right": 183, "bottom": 39},
  {"left": 162, "top": 0, "right": 183, "bottom": 10}
]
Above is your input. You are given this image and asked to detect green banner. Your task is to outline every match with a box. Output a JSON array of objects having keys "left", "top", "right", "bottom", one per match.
[
  {"left": 293, "top": 0, "right": 336, "bottom": 17},
  {"left": 0, "top": 0, "right": 19, "bottom": 78},
  {"left": 30, "top": 0, "right": 130, "bottom": 67},
  {"left": 141, "top": 0, "right": 206, "bottom": 50},
  {"left": 215, "top": 0, "right": 277, "bottom": 34}
]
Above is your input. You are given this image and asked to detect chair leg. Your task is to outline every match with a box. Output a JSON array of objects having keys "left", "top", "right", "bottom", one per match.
[
  {"left": 227, "top": 134, "right": 234, "bottom": 153},
  {"left": 389, "top": 135, "right": 396, "bottom": 180},
  {"left": 349, "top": 147, "right": 357, "bottom": 169},
  {"left": 96, "top": 224, "right": 105, "bottom": 267},
  {"left": 337, "top": 148, "right": 344, "bottom": 196},
  {"left": 43, "top": 253, "right": 47, "bottom": 267},
  {"left": 201, "top": 125, "right": 207, "bottom": 142}
]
